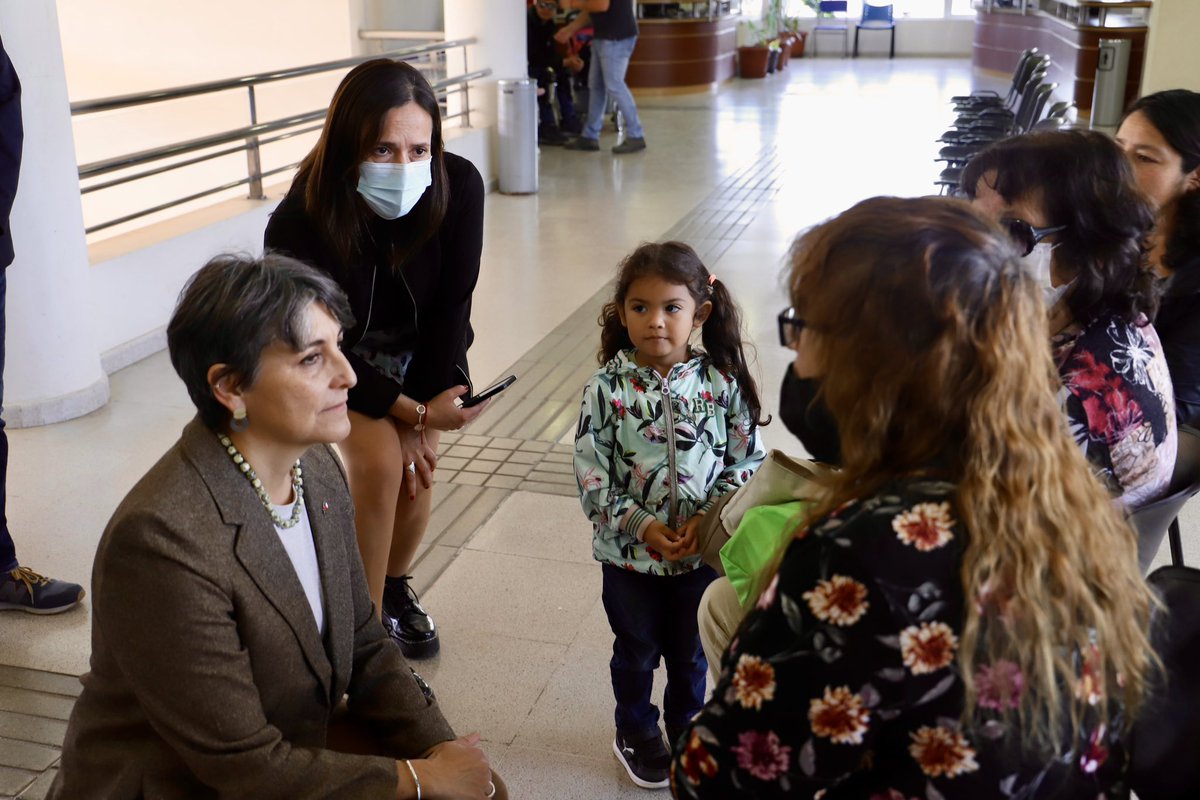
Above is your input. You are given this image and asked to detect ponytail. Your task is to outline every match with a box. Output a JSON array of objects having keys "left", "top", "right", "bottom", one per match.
[{"left": 703, "top": 279, "right": 768, "bottom": 429}]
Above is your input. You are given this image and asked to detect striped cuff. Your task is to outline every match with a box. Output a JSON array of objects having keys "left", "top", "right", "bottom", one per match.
[
  {"left": 696, "top": 497, "right": 718, "bottom": 516},
  {"left": 622, "top": 506, "right": 656, "bottom": 543}
]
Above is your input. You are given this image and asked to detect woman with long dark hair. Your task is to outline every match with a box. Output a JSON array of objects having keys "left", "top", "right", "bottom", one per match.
[
  {"left": 1117, "top": 89, "right": 1200, "bottom": 426},
  {"left": 265, "top": 59, "right": 487, "bottom": 658},
  {"left": 672, "top": 197, "right": 1158, "bottom": 799}
]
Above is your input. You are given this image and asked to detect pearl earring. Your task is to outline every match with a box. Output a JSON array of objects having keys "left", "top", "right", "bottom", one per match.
[{"left": 231, "top": 407, "right": 249, "bottom": 431}]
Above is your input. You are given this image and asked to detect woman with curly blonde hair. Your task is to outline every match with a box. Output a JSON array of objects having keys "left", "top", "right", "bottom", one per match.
[{"left": 671, "top": 197, "right": 1157, "bottom": 799}]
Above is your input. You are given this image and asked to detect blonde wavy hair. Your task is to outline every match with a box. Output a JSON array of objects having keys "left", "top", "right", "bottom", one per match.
[{"left": 787, "top": 196, "right": 1158, "bottom": 752}]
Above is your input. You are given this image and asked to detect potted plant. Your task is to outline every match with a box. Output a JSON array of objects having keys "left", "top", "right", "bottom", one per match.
[
  {"left": 766, "top": 38, "right": 782, "bottom": 74},
  {"left": 783, "top": 16, "right": 808, "bottom": 58},
  {"left": 737, "top": 22, "right": 770, "bottom": 79}
]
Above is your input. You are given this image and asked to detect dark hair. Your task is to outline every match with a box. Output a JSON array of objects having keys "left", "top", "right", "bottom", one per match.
[
  {"left": 961, "top": 130, "right": 1159, "bottom": 325},
  {"left": 292, "top": 59, "right": 449, "bottom": 275},
  {"left": 598, "top": 241, "right": 767, "bottom": 427},
  {"left": 1122, "top": 90, "right": 1200, "bottom": 281},
  {"left": 167, "top": 253, "right": 355, "bottom": 429}
]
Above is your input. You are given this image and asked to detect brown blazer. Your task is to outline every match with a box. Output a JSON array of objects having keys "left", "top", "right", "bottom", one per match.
[{"left": 49, "top": 418, "right": 454, "bottom": 799}]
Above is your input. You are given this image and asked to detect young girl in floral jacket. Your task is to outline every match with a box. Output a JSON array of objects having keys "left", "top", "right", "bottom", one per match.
[{"left": 574, "top": 241, "right": 767, "bottom": 790}]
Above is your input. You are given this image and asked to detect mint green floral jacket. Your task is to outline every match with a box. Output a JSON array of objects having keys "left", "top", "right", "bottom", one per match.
[{"left": 574, "top": 350, "right": 766, "bottom": 576}]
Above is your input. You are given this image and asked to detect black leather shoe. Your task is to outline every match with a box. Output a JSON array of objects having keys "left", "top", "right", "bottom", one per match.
[{"left": 383, "top": 575, "right": 440, "bottom": 659}]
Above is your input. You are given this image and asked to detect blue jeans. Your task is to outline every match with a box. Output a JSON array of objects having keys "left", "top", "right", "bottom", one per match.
[
  {"left": 583, "top": 37, "right": 644, "bottom": 141},
  {"left": 601, "top": 563, "right": 715, "bottom": 741},
  {"left": 0, "top": 269, "right": 15, "bottom": 572}
]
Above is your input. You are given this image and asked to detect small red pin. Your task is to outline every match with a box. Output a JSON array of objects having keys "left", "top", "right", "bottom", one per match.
[{"left": 322, "top": 502, "right": 329, "bottom": 513}]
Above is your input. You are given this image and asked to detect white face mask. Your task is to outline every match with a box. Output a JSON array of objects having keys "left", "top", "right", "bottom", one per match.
[
  {"left": 356, "top": 160, "right": 432, "bottom": 219},
  {"left": 1021, "top": 241, "right": 1071, "bottom": 308}
]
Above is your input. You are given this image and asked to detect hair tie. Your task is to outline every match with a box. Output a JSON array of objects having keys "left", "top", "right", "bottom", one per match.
[{"left": 707, "top": 274, "right": 718, "bottom": 286}]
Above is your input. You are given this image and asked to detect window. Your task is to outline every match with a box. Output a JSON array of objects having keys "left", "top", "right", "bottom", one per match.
[{"left": 781, "top": 0, "right": 972, "bottom": 19}]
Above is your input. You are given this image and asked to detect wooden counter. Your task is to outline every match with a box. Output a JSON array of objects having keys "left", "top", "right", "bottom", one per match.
[
  {"left": 972, "top": 2, "right": 1149, "bottom": 113},
  {"left": 627, "top": 16, "right": 739, "bottom": 92}
]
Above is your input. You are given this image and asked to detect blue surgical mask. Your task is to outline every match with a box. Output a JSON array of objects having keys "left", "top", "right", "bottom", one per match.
[{"left": 356, "top": 160, "right": 432, "bottom": 219}]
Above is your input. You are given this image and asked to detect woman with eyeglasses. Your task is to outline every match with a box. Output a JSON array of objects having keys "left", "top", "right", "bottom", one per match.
[
  {"left": 673, "top": 197, "right": 1158, "bottom": 799},
  {"left": 957, "top": 130, "right": 1174, "bottom": 508},
  {"left": 1116, "top": 90, "right": 1200, "bottom": 427}
]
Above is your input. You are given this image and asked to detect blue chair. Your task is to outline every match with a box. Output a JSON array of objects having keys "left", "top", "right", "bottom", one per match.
[
  {"left": 854, "top": 3, "right": 896, "bottom": 58},
  {"left": 812, "top": 1, "right": 849, "bottom": 58}
]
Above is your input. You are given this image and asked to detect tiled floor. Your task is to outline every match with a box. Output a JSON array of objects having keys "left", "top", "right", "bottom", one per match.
[{"left": 4, "top": 57, "right": 1197, "bottom": 799}]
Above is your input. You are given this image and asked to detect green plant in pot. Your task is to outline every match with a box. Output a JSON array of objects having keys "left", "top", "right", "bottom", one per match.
[
  {"left": 783, "top": 16, "right": 808, "bottom": 58},
  {"left": 737, "top": 21, "right": 771, "bottom": 79}
]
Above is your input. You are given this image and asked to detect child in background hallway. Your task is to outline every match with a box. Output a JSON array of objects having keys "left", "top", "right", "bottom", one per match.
[{"left": 574, "top": 241, "right": 767, "bottom": 790}]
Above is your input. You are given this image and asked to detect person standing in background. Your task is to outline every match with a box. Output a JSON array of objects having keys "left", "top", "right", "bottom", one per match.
[
  {"left": 528, "top": 0, "right": 584, "bottom": 146},
  {"left": 0, "top": 35, "right": 86, "bottom": 614},
  {"left": 556, "top": 0, "right": 647, "bottom": 154}
]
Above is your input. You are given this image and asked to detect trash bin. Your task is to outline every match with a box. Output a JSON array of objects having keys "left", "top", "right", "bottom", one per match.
[
  {"left": 1091, "top": 38, "right": 1131, "bottom": 131},
  {"left": 497, "top": 78, "right": 538, "bottom": 195}
]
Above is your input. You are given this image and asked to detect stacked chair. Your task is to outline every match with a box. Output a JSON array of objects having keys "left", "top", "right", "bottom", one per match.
[
  {"left": 932, "top": 50, "right": 1074, "bottom": 196},
  {"left": 1127, "top": 425, "right": 1200, "bottom": 798}
]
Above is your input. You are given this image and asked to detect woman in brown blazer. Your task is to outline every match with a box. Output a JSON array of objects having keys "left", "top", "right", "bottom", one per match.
[{"left": 49, "top": 254, "right": 504, "bottom": 799}]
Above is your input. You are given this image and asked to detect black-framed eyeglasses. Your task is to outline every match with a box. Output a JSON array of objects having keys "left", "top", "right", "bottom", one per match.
[
  {"left": 535, "top": 0, "right": 557, "bottom": 9},
  {"left": 777, "top": 307, "right": 806, "bottom": 347},
  {"left": 1000, "top": 217, "right": 1067, "bottom": 257}
]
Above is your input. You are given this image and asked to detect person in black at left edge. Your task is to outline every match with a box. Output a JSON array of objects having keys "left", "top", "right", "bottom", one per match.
[
  {"left": 0, "top": 35, "right": 86, "bottom": 614},
  {"left": 528, "top": 0, "right": 583, "bottom": 146}
]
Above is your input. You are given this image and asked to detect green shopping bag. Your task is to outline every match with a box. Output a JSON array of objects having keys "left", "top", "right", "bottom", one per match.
[{"left": 719, "top": 500, "right": 811, "bottom": 609}]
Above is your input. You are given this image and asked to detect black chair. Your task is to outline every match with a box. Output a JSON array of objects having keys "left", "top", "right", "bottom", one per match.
[
  {"left": 1129, "top": 425, "right": 1200, "bottom": 573},
  {"left": 1129, "top": 438, "right": 1200, "bottom": 798},
  {"left": 854, "top": 3, "right": 895, "bottom": 58},
  {"left": 1130, "top": 563, "right": 1200, "bottom": 799},
  {"left": 950, "top": 48, "right": 1041, "bottom": 111}
]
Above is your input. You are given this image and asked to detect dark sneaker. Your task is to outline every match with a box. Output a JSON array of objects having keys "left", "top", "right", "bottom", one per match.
[
  {"left": 538, "top": 126, "right": 569, "bottom": 146},
  {"left": 383, "top": 575, "right": 440, "bottom": 659},
  {"left": 613, "top": 731, "right": 670, "bottom": 789},
  {"left": 0, "top": 567, "right": 85, "bottom": 614},
  {"left": 564, "top": 136, "right": 600, "bottom": 152},
  {"left": 666, "top": 724, "right": 688, "bottom": 751},
  {"left": 612, "top": 137, "right": 646, "bottom": 155}
]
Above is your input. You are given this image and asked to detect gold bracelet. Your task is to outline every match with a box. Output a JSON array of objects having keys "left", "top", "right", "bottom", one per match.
[{"left": 404, "top": 759, "right": 421, "bottom": 800}]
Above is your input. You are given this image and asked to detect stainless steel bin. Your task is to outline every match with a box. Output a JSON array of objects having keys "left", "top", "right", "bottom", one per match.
[
  {"left": 1091, "top": 38, "right": 1131, "bottom": 131},
  {"left": 497, "top": 78, "right": 538, "bottom": 195}
]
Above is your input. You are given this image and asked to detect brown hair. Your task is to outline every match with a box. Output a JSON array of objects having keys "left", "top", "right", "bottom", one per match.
[
  {"left": 788, "top": 196, "right": 1157, "bottom": 752},
  {"left": 291, "top": 59, "right": 449, "bottom": 275},
  {"left": 960, "top": 130, "right": 1159, "bottom": 326}
]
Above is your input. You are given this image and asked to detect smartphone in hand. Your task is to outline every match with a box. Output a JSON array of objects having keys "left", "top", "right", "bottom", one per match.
[{"left": 461, "top": 375, "right": 517, "bottom": 408}]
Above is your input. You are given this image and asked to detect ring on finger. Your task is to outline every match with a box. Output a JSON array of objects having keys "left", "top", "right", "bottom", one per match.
[{"left": 406, "top": 461, "right": 416, "bottom": 474}]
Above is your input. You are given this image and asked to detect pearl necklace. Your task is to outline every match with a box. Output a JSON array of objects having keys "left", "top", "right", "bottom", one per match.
[{"left": 217, "top": 433, "right": 305, "bottom": 529}]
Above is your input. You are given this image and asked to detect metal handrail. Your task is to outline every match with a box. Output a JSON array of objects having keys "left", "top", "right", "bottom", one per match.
[
  {"left": 79, "top": 71, "right": 489, "bottom": 181},
  {"left": 70, "top": 38, "right": 478, "bottom": 115},
  {"left": 73, "top": 41, "right": 488, "bottom": 235}
]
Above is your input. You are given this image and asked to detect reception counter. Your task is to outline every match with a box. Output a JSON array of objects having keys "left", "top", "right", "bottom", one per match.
[
  {"left": 627, "top": 15, "right": 739, "bottom": 92},
  {"left": 972, "top": 0, "right": 1151, "bottom": 114}
]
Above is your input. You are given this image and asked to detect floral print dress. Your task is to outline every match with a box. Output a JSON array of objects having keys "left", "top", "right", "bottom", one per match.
[
  {"left": 671, "top": 479, "right": 1129, "bottom": 799},
  {"left": 1053, "top": 313, "right": 1175, "bottom": 509}
]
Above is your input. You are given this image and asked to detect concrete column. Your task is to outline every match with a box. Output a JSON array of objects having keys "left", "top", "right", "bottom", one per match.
[
  {"left": 1141, "top": 1, "right": 1200, "bottom": 95},
  {"left": 1, "top": 0, "right": 108, "bottom": 427}
]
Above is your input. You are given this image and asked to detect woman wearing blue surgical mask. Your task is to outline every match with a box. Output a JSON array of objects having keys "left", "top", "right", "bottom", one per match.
[
  {"left": 265, "top": 59, "right": 486, "bottom": 660},
  {"left": 961, "top": 130, "right": 1175, "bottom": 509}
]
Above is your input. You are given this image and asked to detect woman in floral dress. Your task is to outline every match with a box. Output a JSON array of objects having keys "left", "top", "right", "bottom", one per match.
[
  {"left": 671, "top": 197, "right": 1159, "bottom": 799},
  {"left": 964, "top": 130, "right": 1175, "bottom": 508}
]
